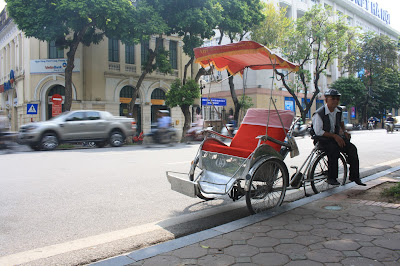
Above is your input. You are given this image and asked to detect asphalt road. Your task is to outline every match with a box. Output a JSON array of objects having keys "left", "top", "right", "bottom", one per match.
[{"left": 1, "top": 129, "right": 400, "bottom": 265}]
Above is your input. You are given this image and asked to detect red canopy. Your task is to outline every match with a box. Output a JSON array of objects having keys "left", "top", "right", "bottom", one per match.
[{"left": 194, "top": 41, "right": 299, "bottom": 75}]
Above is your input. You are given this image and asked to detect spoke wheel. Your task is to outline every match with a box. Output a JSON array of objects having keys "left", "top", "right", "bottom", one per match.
[
  {"left": 40, "top": 133, "right": 58, "bottom": 151},
  {"left": 246, "top": 158, "right": 288, "bottom": 214},
  {"left": 309, "top": 152, "right": 347, "bottom": 194},
  {"left": 189, "top": 156, "right": 214, "bottom": 201}
]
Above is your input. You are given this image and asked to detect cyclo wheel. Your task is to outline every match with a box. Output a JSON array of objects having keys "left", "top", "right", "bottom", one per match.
[
  {"left": 246, "top": 158, "right": 288, "bottom": 214},
  {"left": 189, "top": 156, "right": 214, "bottom": 201},
  {"left": 309, "top": 151, "right": 348, "bottom": 194}
]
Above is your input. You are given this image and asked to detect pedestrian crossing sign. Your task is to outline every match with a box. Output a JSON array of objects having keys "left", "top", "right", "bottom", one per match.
[{"left": 27, "top": 104, "right": 38, "bottom": 114}]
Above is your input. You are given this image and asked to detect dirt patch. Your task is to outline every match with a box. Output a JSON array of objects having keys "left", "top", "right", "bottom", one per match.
[{"left": 348, "top": 181, "right": 400, "bottom": 204}]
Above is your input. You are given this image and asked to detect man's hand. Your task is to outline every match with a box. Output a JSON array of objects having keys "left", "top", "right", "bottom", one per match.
[
  {"left": 333, "top": 134, "right": 345, "bottom": 148},
  {"left": 344, "top": 131, "right": 351, "bottom": 140}
]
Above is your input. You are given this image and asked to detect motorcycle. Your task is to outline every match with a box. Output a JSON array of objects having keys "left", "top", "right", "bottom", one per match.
[
  {"left": 386, "top": 121, "right": 394, "bottom": 133},
  {"left": 143, "top": 124, "right": 177, "bottom": 147},
  {"left": 292, "top": 122, "right": 309, "bottom": 137},
  {"left": 220, "top": 123, "right": 238, "bottom": 141},
  {"left": 368, "top": 121, "right": 375, "bottom": 130},
  {"left": 185, "top": 123, "right": 212, "bottom": 142}
]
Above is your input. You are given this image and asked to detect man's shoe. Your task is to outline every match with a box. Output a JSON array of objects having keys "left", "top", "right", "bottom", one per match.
[
  {"left": 326, "top": 179, "right": 340, "bottom": 185},
  {"left": 350, "top": 178, "right": 366, "bottom": 186}
]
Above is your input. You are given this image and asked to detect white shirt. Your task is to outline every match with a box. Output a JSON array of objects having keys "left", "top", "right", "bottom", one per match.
[{"left": 312, "top": 104, "right": 344, "bottom": 136}]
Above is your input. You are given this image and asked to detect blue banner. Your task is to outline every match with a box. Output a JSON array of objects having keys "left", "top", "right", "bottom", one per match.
[{"left": 201, "top": 97, "right": 227, "bottom": 106}]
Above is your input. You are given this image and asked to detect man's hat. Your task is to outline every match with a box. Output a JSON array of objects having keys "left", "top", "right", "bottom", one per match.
[{"left": 324, "top": 89, "right": 341, "bottom": 96}]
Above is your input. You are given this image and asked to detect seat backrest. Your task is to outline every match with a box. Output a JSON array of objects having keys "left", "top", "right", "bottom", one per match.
[{"left": 230, "top": 109, "right": 294, "bottom": 152}]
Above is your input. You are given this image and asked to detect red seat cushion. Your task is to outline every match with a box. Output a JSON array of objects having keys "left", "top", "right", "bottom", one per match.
[{"left": 201, "top": 125, "right": 288, "bottom": 158}]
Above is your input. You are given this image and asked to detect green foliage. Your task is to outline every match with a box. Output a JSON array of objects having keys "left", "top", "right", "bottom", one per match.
[
  {"left": 343, "top": 32, "right": 399, "bottom": 120},
  {"left": 239, "top": 95, "right": 254, "bottom": 112},
  {"left": 165, "top": 79, "right": 201, "bottom": 108},
  {"left": 251, "top": 1, "right": 294, "bottom": 49},
  {"left": 330, "top": 76, "right": 366, "bottom": 107},
  {"left": 381, "top": 182, "right": 400, "bottom": 200},
  {"left": 217, "top": 0, "right": 265, "bottom": 42}
]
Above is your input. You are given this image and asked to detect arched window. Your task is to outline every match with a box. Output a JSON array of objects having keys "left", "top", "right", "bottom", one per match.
[
  {"left": 119, "top": 85, "right": 141, "bottom": 132},
  {"left": 151, "top": 88, "right": 166, "bottom": 100}
]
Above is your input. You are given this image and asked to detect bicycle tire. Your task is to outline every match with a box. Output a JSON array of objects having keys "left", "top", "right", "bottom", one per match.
[
  {"left": 246, "top": 158, "right": 288, "bottom": 214},
  {"left": 309, "top": 152, "right": 347, "bottom": 194}
]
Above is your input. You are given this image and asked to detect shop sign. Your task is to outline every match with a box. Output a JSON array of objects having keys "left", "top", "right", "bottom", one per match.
[
  {"left": 120, "top": 97, "right": 141, "bottom": 104},
  {"left": 201, "top": 97, "right": 227, "bottom": 106},
  {"left": 151, "top": 99, "right": 165, "bottom": 105},
  {"left": 1, "top": 70, "right": 15, "bottom": 93},
  {"left": 30, "top": 59, "right": 80, "bottom": 74},
  {"left": 348, "top": 0, "right": 390, "bottom": 25}
]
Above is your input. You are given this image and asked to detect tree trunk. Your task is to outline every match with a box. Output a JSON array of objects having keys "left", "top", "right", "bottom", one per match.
[
  {"left": 128, "top": 49, "right": 157, "bottom": 119},
  {"left": 228, "top": 72, "right": 240, "bottom": 123},
  {"left": 64, "top": 40, "right": 80, "bottom": 111},
  {"left": 180, "top": 104, "right": 191, "bottom": 142}
]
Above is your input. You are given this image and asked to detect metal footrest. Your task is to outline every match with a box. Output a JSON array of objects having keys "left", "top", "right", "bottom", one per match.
[{"left": 166, "top": 171, "right": 199, "bottom": 198}]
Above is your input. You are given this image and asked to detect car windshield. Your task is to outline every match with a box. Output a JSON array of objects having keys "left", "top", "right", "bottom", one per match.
[{"left": 49, "top": 111, "right": 70, "bottom": 121}]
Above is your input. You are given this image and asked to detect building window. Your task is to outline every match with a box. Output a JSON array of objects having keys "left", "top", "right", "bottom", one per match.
[
  {"left": 49, "top": 40, "right": 64, "bottom": 59},
  {"left": 141, "top": 40, "right": 149, "bottom": 64},
  {"left": 108, "top": 38, "right": 119, "bottom": 62},
  {"left": 125, "top": 44, "right": 135, "bottom": 64},
  {"left": 169, "top": 41, "right": 178, "bottom": 69}
]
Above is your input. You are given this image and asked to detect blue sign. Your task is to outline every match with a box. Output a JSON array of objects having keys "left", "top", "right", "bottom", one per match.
[
  {"left": 27, "top": 104, "right": 38, "bottom": 114},
  {"left": 201, "top": 97, "right": 227, "bottom": 106}
]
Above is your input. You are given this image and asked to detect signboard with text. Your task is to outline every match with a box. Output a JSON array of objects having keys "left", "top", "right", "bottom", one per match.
[
  {"left": 201, "top": 97, "right": 227, "bottom": 106},
  {"left": 30, "top": 59, "right": 80, "bottom": 74},
  {"left": 51, "top": 94, "right": 63, "bottom": 117}
]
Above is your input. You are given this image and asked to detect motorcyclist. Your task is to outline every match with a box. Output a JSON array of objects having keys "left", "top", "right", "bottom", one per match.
[
  {"left": 157, "top": 110, "right": 172, "bottom": 142},
  {"left": 368, "top": 116, "right": 375, "bottom": 129},
  {"left": 385, "top": 113, "right": 395, "bottom": 132}
]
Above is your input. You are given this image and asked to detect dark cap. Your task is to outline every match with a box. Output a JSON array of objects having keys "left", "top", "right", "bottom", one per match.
[{"left": 324, "top": 89, "right": 341, "bottom": 96}]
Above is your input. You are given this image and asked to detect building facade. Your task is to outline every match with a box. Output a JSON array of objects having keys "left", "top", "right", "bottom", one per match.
[
  {"left": 0, "top": 7, "right": 191, "bottom": 136},
  {"left": 201, "top": 0, "right": 399, "bottom": 125}
]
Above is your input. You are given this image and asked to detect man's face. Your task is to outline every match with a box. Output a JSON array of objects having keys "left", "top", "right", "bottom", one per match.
[{"left": 326, "top": 95, "right": 340, "bottom": 109}]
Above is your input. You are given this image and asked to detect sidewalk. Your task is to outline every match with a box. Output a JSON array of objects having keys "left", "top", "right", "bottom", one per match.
[{"left": 93, "top": 168, "right": 400, "bottom": 266}]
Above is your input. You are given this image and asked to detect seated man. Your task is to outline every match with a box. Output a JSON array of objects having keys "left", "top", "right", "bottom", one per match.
[{"left": 312, "top": 89, "right": 366, "bottom": 186}]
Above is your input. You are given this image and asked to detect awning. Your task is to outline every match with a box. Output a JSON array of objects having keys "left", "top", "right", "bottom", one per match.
[{"left": 194, "top": 41, "right": 299, "bottom": 75}]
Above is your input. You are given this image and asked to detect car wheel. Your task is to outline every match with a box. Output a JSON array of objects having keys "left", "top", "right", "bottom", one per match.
[
  {"left": 109, "top": 131, "right": 124, "bottom": 147},
  {"left": 40, "top": 133, "right": 58, "bottom": 151}
]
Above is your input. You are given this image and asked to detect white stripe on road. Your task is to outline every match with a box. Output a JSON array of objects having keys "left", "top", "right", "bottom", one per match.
[{"left": 0, "top": 222, "right": 164, "bottom": 265}]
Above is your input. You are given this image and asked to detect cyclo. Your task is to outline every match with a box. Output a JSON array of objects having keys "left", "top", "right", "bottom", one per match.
[{"left": 166, "top": 41, "right": 348, "bottom": 214}]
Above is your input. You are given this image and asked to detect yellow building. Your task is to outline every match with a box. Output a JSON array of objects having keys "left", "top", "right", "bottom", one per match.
[{"left": 0, "top": 8, "right": 191, "bottom": 136}]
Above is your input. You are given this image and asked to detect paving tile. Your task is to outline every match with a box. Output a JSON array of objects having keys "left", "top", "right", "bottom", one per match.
[
  {"left": 197, "top": 254, "right": 235, "bottom": 266},
  {"left": 141, "top": 255, "right": 181, "bottom": 266},
  {"left": 323, "top": 239, "right": 361, "bottom": 251},
  {"left": 373, "top": 239, "right": 400, "bottom": 250},
  {"left": 293, "top": 235, "right": 325, "bottom": 245},
  {"left": 353, "top": 226, "right": 386, "bottom": 236},
  {"left": 274, "top": 243, "right": 309, "bottom": 257},
  {"left": 252, "top": 253, "right": 289, "bottom": 265},
  {"left": 365, "top": 219, "right": 395, "bottom": 229},
  {"left": 375, "top": 213, "right": 400, "bottom": 222},
  {"left": 246, "top": 236, "right": 280, "bottom": 248},
  {"left": 224, "top": 245, "right": 259, "bottom": 257},
  {"left": 358, "top": 246, "right": 400, "bottom": 261},
  {"left": 172, "top": 246, "right": 208, "bottom": 259},
  {"left": 199, "top": 238, "right": 232, "bottom": 249},
  {"left": 266, "top": 229, "right": 298, "bottom": 239},
  {"left": 306, "top": 248, "right": 344, "bottom": 263}
]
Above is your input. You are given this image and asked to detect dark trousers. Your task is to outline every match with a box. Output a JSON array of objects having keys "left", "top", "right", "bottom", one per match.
[{"left": 319, "top": 138, "right": 359, "bottom": 181}]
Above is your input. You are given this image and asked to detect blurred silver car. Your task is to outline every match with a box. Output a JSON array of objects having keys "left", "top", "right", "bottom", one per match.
[{"left": 18, "top": 110, "right": 136, "bottom": 151}]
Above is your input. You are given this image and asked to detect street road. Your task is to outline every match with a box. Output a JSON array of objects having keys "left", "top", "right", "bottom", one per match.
[{"left": 1, "top": 129, "right": 400, "bottom": 265}]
